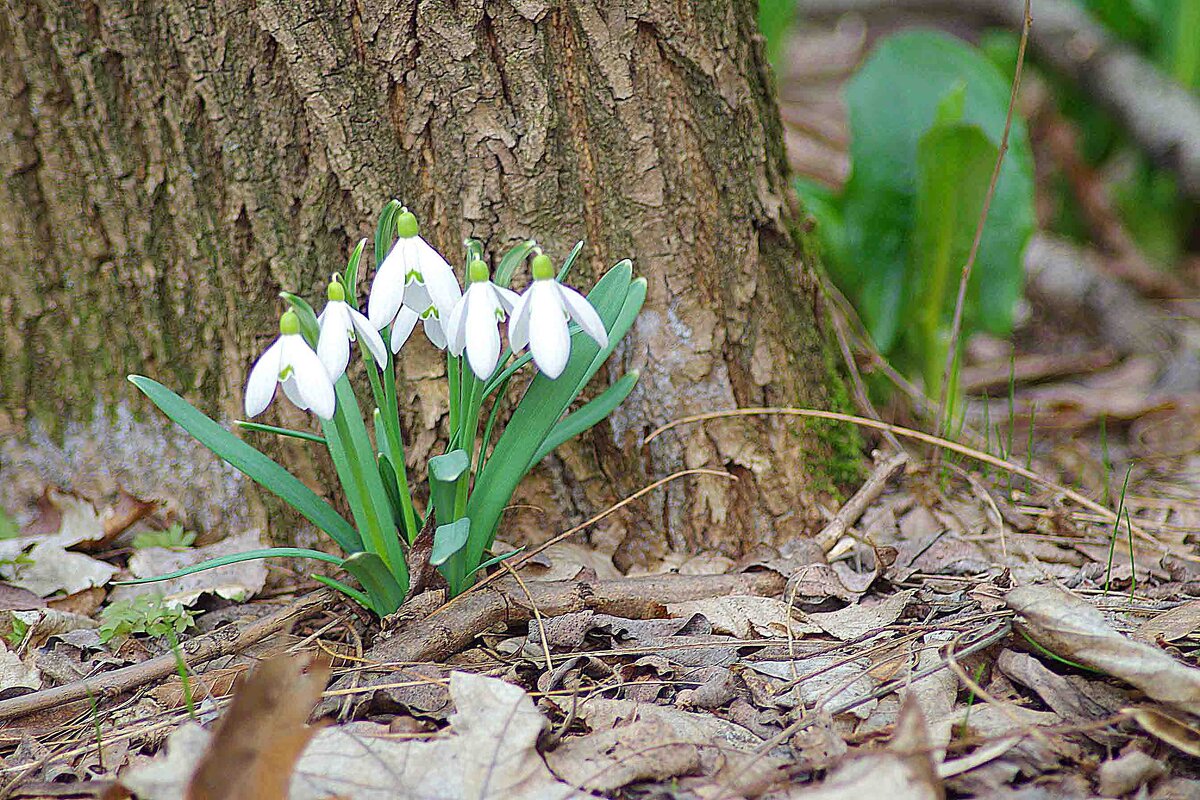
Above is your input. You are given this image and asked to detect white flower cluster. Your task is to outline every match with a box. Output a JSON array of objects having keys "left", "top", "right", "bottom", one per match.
[{"left": 245, "top": 210, "right": 608, "bottom": 420}]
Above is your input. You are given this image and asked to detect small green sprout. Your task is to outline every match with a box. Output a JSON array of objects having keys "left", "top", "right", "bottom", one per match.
[
  {"left": 132, "top": 523, "right": 197, "bottom": 551},
  {"left": 98, "top": 594, "right": 196, "bottom": 644}
]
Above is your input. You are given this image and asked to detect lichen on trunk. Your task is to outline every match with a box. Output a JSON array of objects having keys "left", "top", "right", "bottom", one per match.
[{"left": 0, "top": 0, "right": 859, "bottom": 561}]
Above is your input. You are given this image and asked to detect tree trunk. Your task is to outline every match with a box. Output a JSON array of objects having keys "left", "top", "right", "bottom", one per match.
[{"left": 0, "top": 1, "right": 858, "bottom": 562}]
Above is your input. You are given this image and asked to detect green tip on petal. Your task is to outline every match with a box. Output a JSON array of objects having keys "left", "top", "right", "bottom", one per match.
[
  {"left": 279, "top": 309, "right": 300, "bottom": 336},
  {"left": 326, "top": 279, "right": 346, "bottom": 302},
  {"left": 468, "top": 259, "right": 490, "bottom": 284},
  {"left": 531, "top": 253, "right": 554, "bottom": 281},
  {"left": 396, "top": 210, "right": 419, "bottom": 239}
]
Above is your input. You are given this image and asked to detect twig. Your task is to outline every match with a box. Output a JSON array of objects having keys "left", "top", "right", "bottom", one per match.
[
  {"left": 935, "top": 0, "right": 1032, "bottom": 442},
  {"left": 815, "top": 450, "right": 909, "bottom": 550},
  {"left": 0, "top": 592, "right": 329, "bottom": 722},
  {"left": 643, "top": 407, "right": 1162, "bottom": 548}
]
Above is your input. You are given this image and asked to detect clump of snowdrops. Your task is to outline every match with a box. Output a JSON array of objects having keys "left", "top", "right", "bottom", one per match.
[{"left": 128, "top": 200, "right": 645, "bottom": 615}]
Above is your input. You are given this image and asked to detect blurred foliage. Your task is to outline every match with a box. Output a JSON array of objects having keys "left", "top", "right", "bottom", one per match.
[
  {"left": 758, "top": 0, "right": 796, "bottom": 73},
  {"left": 98, "top": 594, "right": 196, "bottom": 644},
  {"left": 132, "top": 523, "right": 197, "bottom": 551},
  {"left": 796, "top": 31, "right": 1035, "bottom": 399}
]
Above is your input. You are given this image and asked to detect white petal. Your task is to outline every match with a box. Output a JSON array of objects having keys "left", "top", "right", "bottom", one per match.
[
  {"left": 445, "top": 291, "right": 470, "bottom": 357},
  {"left": 528, "top": 281, "right": 570, "bottom": 379},
  {"left": 404, "top": 282, "right": 432, "bottom": 314},
  {"left": 390, "top": 307, "right": 420, "bottom": 354},
  {"left": 494, "top": 285, "right": 520, "bottom": 314},
  {"left": 557, "top": 284, "right": 609, "bottom": 349},
  {"left": 415, "top": 237, "right": 462, "bottom": 319},
  {"left": 367, "top": 245, "right": 408, "bottom": 328},
  {"left": 348, "top": 306, "right": 389, "bottom": 366},
  {"left": 283, "top": 336, "right": 336, "bottom": 419},
  {"left": 280, "top": 375, "right": 309, "bottom": 411},
  {"left": 464, "top": 289, "right": 502, "bottom": 380},
  {"left": 508, "top": 288, "right": 532, "bottom": 351},
  {"left": 317, "top": 302, "right": 352, "bottom": 380},
  {"left": 423, "top": 314, "right": 448, "bottom": 350},
  {"left": 244, "top": 339, "right": 284, "bottom": 418}
]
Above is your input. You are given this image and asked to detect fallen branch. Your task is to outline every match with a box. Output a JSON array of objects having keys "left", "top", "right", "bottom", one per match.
[
  {"left": 797, "top": 0, "right": 1200, "bottom": 201},
  {"left": 816, "top": 450, "right": 909, "bottom": 550},
  {"left": 365, "top": 572, "right": 786, "bottom": 665},
  {"left": 0, "top": 592, "right": 329, "bottom": 722}
]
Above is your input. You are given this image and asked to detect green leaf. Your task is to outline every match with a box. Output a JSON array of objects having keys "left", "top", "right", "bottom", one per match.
[
  {"left": 467, "top": 547, "right": 525, "bottom": 579},
  {"left": 311, "top": 574, "right": 373, "bottom": 611},
  {"left": 839, "top": 30, "right": 1034, "bottom": 350},
  {"left": 112, "top": 547, "right": 344, "bottom": 585},
  {"left": 529, "top": 371, "right": 639, "bottom": 468},
  {"left": 279, "top": 292, "right": 321, "bottom": 347},
  {"left": 494, "top": 240, "right": 537, "bottom": 288},
  {"left": 375, "top": 200, "right": 402, "bottom": 271},
  {"left": 342, "top": 238, "right": 368, "bottom": 309},
  {"left": 428, "top": 449, "right": 469, "bottom": 526},
  {"left": 909, "top": 121, "right": 997, "bottom": 396},
  {"left": 557, "top": 240, "right": 585, "bottom": 282},
  {"left": 341, "top": 552, "right": 407, "bottom": 615},
  {"left": 457, "top": 263, "right": 639, "bottom": 587},
  {"left": 235, "top": 420, "right": 326, "bottom": 445},
  {"left": 128, "top": 377, "right": 362, "bottom": 553},
  {"left": 431, "top": 518, "right": 471, "bottom": 566}
]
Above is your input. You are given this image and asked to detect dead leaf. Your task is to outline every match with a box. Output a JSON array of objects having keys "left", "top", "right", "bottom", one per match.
[
  {"left": 151, "top": 666, "right": 246, "bottom": 709},
  {"left": 1007, "top": 584, "right": 1200, "bottom": 715},
  {"left": 186, "top": 652, "right": 329, "bottom": 800},
  {"left": 121, "top": 672, "right": 584, "bottom": 800},
  {"left": 0, "top": 643, "right": 40, "bottom": 696},
  {"left": 804, "top": 589, "right": 915, "bottom": 641},
  {"left": 8, "top": 608, "right": 98, "bottom": 650},
  {"left": 545, "top": 718, "right": 700, "bottom": 791},
  {"left": 668, "top": 595, "right": 821, "bottom": 639},
  {"left": 520, "top": 541, "right": 622, "bottom": 582},
  {"left": 0, "top": 583, "right": 45, "bottom": 611},
  {"left": 1097, "top": 749, "right": 1166, "bottom": 797},
  {"left": 111, "top": 529, "right": 269, "bottom": 605},
  {"left": 99, "top": 487, "right": 158, "bottom": 543},
  {"left": 1126, "top": 706, "right": 1200, "bottom": 757},
  {"left": 3, "top": 540, "right": 117, "bottom": 597},
  {"left": 1137, "top": 599, "right": 1200, "bottom": 643}
]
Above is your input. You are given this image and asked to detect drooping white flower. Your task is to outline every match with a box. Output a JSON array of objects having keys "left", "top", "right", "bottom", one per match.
[
  {"left": 367, "top": 209, "right": 461, "bottom": 351},
  {"left": 446, "top": 259, "right": 520, "bottom": 380},
  {"left": 508, "top": 253, "right": 608, "bottom": 380},
  {"left": 245, "top": 310, "right": 336, "bottom": 420},
  {"left": 317, "top": 277, "right": 389, "bottom": 380}
]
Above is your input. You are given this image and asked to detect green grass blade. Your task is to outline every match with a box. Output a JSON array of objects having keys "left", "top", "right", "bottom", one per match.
[
  {"left": 495, "top": 240, "right": 537, "bottom": 288},
  {"left": 342, "top": 238, "right": 368, "bottom": 308},
  {"left": 128, "top": 376, "right": 362, "bottom": 553},
  {"left": 557, "top": 240, "right": 585, "bottom": 282},
  {"left": 311, "top": 574, "right": 373, "bottom": 611},
  {"left": 113, "top": 547, "right": 343, "bottom": 585},
  {"left": 528, "top": 371, "right": 639, "bottom": 468},
  {"left": 235, "top": 420, "right": 326, "bottom": 445}
]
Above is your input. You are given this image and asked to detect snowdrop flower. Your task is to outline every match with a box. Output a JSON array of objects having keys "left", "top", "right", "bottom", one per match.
[
  {"left": 446, "top": 259, "right": 520, "bottom": 380},
  {"left": 509, "top": 253, "right": 608, "bottom": 379},
  {"left": 317, "top": 276, "right": 389, "bottom": 380},
  {"left": 367, "top": 209, "right": 461, "bottom": 351},
  {"left": 245, "top": 310, "right": 336, "bottom": 420}
]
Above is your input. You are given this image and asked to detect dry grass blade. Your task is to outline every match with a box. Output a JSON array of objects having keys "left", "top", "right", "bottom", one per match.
[
  {"left": 643, "top": 407, "right": 1160, "bottom": 546},
  {"left": 186, "top": 652, "right": 330, "bottom": 800}
]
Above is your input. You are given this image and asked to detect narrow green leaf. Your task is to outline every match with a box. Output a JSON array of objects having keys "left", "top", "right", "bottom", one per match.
[
  {"left": 375, "top": 200, "right": 402, "bottom": 272},
  {"left": 431, "top": 518, "right": 471, "bottom": 566},
  {"left": 279, "top": 292, "right": 321, "bottom": 347},
  {"left": 342, "top": 238, "right": 368, "bottom": 309},
  {"left": 113, "top": 547, "right": 343, "bottom": 585},
  {"left": 128, "top": 376, "right": 362, "bottom": 553},
  {"left": 557, "top": 240, "right": 585, "bottom": 282},
  {"left": 235, "top": 420, "right": 326, "bottom": 445},
  {"left": 311, "top": 574, "right": 373, "bottom": 611},
  {"left": 467, "top": 547, "right": 525, "bottom": 579},
  {"left": 342, "top": 552, "right": 407, "bottom": 615},
  {"left": 494, "top": 239, "right": 537, "bottom": 288},
  {"left": 529, "top": 371, "right": 639, "bottom": 468}
]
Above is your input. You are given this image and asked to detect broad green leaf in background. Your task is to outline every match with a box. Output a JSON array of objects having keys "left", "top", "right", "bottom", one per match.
[
  {"left": 839, "top": 30, "right": 1035, "bottom": 352},
  {"left": 909, "top": 121, "right": 998, "bottom": 396}
]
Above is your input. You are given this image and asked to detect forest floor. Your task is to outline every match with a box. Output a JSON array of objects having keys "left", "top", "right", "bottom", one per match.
[{"left": 2, "top": 12, "right": 1200, "bottom": 800}]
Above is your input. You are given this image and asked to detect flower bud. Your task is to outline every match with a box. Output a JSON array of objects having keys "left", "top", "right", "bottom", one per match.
[
  {"left": 279, "top": 309, "right": 301, "bottom": 336},
  {"left": 468, "top": 259, "right": 490, "bottom": 284},
  {"left": 531, "top": 253, "right": 554, "bottom": 281},
  {"left": 396, "top": 210, "right": 419, "bottom": 239}
]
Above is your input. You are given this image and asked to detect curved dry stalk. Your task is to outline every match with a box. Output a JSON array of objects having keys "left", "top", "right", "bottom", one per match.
[{"left": 643, "top": 407, "right": 1161, "bottom": 548}]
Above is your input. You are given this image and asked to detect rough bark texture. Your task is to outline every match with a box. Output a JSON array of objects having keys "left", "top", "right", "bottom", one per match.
[{"left": 0, "top": 1, "right": 856, "bottom": 562}]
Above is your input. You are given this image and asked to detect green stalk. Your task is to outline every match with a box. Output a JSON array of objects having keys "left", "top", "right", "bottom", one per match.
[{"left": 380, "top": 357, "right": 418, "bottom": 540}]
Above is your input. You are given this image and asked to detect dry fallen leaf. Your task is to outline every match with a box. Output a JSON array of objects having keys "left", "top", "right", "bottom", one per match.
[
  {"left": 1126, "top": 706, "right": 1200, "bottom": 757},
  {"left": 188, "top": 652, "right": 329, "bottom": 800},
  {"left": 667, "top": 595, "right": 821, "bottom": 639},
  {"left": 2, "top": 540, "right": 118, "bottom": 597},
  {"left": 1007, "top": 584, "right": 1200, "bottom": 715},
  {"left": 1097, "top": 748, "right": 1166, "bottom": 797},
  {"left": 804, "top": 589, "right": 915, "bottom": 641},
  {"left": 1137, "top": 599, "right": 1200, "bottom": 643},
  {"left": 0, "top": 643, "right": 40, "bottom": 696},
  {"left": 545, "top": 718, "right": 700, "bottom": 791}
]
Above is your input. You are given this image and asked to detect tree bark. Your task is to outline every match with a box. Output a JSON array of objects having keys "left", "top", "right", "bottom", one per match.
[{"left": 0, "top": 1, "right": 857, "bottom": 562}]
